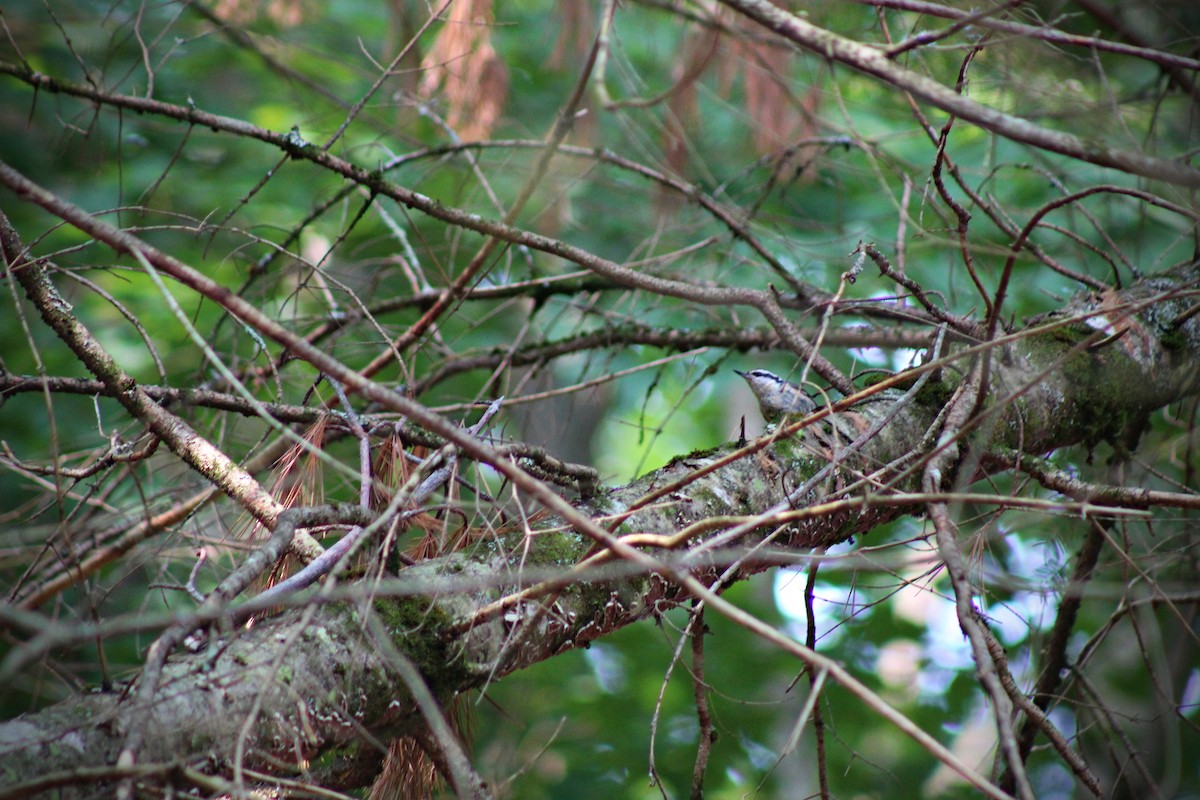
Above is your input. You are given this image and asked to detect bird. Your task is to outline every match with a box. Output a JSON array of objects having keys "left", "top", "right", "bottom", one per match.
[{"left": 735, "top": 369, "right": 816, "bottom": 422}]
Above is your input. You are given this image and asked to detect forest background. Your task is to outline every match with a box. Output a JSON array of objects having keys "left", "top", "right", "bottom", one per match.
[{"left": 1, "top": 0, "right": 1199, "bottom": 798}]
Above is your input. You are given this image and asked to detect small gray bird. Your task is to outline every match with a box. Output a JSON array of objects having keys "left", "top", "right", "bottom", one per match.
[{"left": 735, "top": 369, "right": 815, "bottom": 422}]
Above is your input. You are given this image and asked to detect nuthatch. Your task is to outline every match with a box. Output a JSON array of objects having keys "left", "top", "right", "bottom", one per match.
[{"left": 735, "top": 369, "right": 815, "bottom": 422}]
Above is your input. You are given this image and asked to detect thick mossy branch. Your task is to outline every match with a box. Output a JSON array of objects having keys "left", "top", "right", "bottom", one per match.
[{"left": 994, "top": 259, "right": 1200, "bottom": 453}]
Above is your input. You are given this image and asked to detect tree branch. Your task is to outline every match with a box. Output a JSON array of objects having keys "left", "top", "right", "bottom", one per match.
[{"left": 717, "top": 0, "right": 1200, "bottom": 187}]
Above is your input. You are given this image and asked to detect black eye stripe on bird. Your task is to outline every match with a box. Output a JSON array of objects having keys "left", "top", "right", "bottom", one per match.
[{"left": 735, "top": 369, "right": 816, "bottom": 421}]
